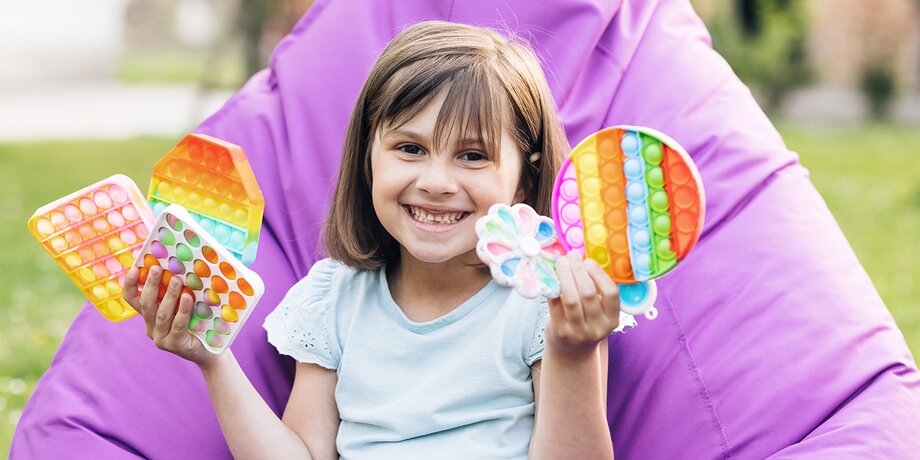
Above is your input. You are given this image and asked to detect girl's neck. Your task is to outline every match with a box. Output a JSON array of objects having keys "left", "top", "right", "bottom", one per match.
[{"left": 387, "top": 249, "right": 492, "bottom": 323}]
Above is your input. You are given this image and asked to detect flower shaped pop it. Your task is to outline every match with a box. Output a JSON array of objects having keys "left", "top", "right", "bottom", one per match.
[{"left": 475, "top": 204, "right": 567, "bottom": 299}]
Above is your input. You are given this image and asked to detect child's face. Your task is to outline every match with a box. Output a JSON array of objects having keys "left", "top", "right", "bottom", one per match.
[{"left": 370, "top": 90, "right": 523, "bottom": 266}]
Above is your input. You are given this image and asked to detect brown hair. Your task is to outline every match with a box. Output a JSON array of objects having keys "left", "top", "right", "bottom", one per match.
[{"left": 323, "top": 21, "right": 570, "bottom": 270}]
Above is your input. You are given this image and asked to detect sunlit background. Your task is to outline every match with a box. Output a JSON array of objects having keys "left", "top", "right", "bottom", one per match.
[{"left": 1, "top": 0, "right": 918, "bottom": 454}]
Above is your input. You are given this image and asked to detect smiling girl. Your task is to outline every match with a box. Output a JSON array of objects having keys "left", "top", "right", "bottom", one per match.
[{"left": 123, "top": 21, "right": 624, "bottom": 459}]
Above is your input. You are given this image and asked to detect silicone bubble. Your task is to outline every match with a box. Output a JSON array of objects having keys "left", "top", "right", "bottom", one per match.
[
  {"left": 132, "top": 204, "right": 264, "bottom": 354},
  {"left": 28, "top": 175, "right": 155, "bottom": 321}
]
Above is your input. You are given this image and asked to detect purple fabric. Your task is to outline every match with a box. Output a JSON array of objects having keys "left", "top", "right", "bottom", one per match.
[{"left": 12, "top": 0, "right": 920, "bottom": 458}]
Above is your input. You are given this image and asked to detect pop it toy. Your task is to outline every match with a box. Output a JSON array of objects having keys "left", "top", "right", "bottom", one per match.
[
  {"left": 552, "top": 126, "right": 704, "bottom": 281},
  {"left": 147, "top": 134, "right": 264, "bottom": 266},
  {"left": 28, "top": 174, "right": 155, "bottom": 321},
  {"left": 133, "top": 204, "right": 265, "bottom": 354},
  {"left": 475, "top": 203, "right": 567, "bottom": 298}
]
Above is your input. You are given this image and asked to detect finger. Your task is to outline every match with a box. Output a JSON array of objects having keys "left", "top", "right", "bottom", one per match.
[
  {"left": 166, "top": 293, "right": 194, "bottom": 347},
  {"left": 567, "top": 252, "right": 598, "bottom": 326},
  {"left": 585, "top": 258, "right": 620, "bottom": 319},
  {"left": 554, "top": 254, "right": 578, "bottom": 323},
  {"left": 154, "top": 276, "right": 183, "bottom": 341},
  {"left": 122, "top": 267, "right": 141, "bottom": 311},
  {"left": 139, "top": 266, "right": 163, "bottom": 313}
]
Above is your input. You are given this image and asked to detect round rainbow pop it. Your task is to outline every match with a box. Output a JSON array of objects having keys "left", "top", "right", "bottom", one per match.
[
  {"left": 28, "top": 174, "right": 155, "bottom": 322},
  {"left": 552, "top": 125, "right": 704, "bottom": 314},
  {"left": 134, "top": 204, "right": 264, "bottom": 354}
]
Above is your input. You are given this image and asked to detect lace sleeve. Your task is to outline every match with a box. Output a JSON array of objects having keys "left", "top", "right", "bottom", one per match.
[
  {"left": 526, "top": 301, "right": 551, "bottom": 366},
  {"left": 263, "top": 258, "right": 342, "bottom": 370}
]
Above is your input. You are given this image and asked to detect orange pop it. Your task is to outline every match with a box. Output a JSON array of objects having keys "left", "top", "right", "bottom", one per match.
[
  {"left": 134, "top": 204, "right": 264, "bottom": 354},
  {"left": 28, "top": 175, "right": 155, "bottom": 321},
  {"left": 552, "top": 126, "right": 705, "bottom": 284},
  {"left": 148, "top": 134, "right": 264, "bottom": 266}
]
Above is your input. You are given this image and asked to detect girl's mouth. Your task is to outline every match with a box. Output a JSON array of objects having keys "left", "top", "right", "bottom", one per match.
[{"left": 403, "top": 205, "right": 470, "bottom": 226}]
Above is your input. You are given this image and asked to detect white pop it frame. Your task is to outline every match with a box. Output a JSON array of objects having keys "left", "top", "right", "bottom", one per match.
[{"left": 133, "top": 204, "right": 264, "bottom": 354}]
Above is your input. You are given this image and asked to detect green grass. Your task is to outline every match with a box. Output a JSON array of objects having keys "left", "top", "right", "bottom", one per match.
[
  {"left": 1, "top": 125, "right": 918, "bottom": 453},
  {"left": 118, "top": 49, "right": 246, "bottom": 89}
]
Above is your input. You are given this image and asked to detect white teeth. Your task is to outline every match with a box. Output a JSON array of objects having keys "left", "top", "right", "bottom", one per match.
[{"left": 408, "top": 206, "right": 465, "bottom": 224}]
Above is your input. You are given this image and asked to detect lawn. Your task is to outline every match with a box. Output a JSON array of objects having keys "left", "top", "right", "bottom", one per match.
[{"left": 1, "top": 125, "right": 918, "bottom": 453}]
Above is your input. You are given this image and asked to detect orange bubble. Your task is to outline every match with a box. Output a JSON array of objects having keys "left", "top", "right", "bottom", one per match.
[
  {"left": 202, "top": 246, "right": 218, "bottom": 263},
  {"left": 210, "top": 276, "right": 228, "bottom": 293},
  {"left": 219, "top": 262, "right": 236, "bottom": 279},
  {"left": 194, "top": 259, "right": 211, "bottom": 277},
  {"left": 138, "top": 267, "right": 149, "bottom": 284},
  {"left": 160, "top": 270, "right": 174, "bottom": 288},
  {"left": 143, "top": 254, "right": 160, "bottom": 269},
  {"left": 180, "top": 286, "right": 195, "bottom": 301},
  {"left": 229, "top": 291, "right": 246, "bottom": 310},
  {"left": 237, "top": 278, "right": 254, "bottom": 296}
]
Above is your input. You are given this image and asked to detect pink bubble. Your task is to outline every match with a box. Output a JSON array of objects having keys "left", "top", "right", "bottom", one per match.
[
  {"left": 63, "top": 204, "right": 83, "bottom": 222},
  {"left": 108, "top": 185, "right": 128, "bottom": 203}
]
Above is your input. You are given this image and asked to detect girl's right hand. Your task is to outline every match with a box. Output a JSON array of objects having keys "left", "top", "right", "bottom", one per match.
[{"left": 123, "top": 266, "right": 217, "bottom": 368}]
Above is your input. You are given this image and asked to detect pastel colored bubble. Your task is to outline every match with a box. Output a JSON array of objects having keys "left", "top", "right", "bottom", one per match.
[
  {"left": 63, "top": 204, "right": 83, "bottom": 222},
  {"left": 218, "top": 262, "right": 236, "bottom": 279},
  {"left": 120, "top": 229, "right": 138, "bottom": 245},
  {"left": 184, "top": 230, "right": 200, "bottom": 247},
  {"left": 205, "top": 330, "right": 222, "bottom": 348},
  {"left": 48, "top": 236, "right": 66, "bottom": 252},
  {"left": 194, "top": 301, "right": 212, "bottom": 318},
  {"left": 188, "top": 316, "right": 205, "bottom": 332},
  {"left": 199, "top": 218, "right": 216, "bottom": 235},
  {"left": 118, "top": 252, "right": 134, "bottom": 267},
  {"left": 93, "top": 218, "right": 110, "bottom": 233},
  {"left": 108, "top": 185, "right": 128, "bottom": 203},
  {"left": 157, "top": 227, "right": 175, "bottom": 246},
  {"left": 64, "top": 253, "right": 82, "bottom": 268},
  {"left": 92, "top": 263, "right": 110, "bottom": 278},
  {"left": 107, "top": 237, "right": 125, "bottom": 252},
  {"left": 106, "top": 211, "right": 125, "bottom": 227},
  {"left": 218, "top": 154, "right": 233, "bottom": 172},
  {"left": 92, "top": 241, "right": 109, "bottom": 257},
  {"left": 168, "top": 257, "right": 186, "bottom": 275},
  {"left": 204, "top": 289, "right": 220, "bottom": 306},
  {"left": 175, "top": 243, "right": 193, "bottom": 262},
  {"left": 150, "top": 241, "right": 168, "bottom": 259},
  {"left": 79, "top": 198, "right": 97, "bottom": 215},
  {"left": 166, "top": 214, "right": 183, "bottom": 231},
  {"left": 63, "top": 230, "right": 81, "bottom": 246},
  {"left": 216, "top": 177, "right": 231, "bottom": 195},
  {"left": 50, "top": 211, "right": 67, "bottom": 229},
  {"left": 36, "top": 218, "right": 54, "bottom": 236},
  {"left": 93, "top": 191, "right": 113, "bottom": 209},
  {"left": 185, "top": 273, "right": 203, "bottom": 290},
  {"left": 77, "top": 223, "right": 95, "bottom": 240},
  {"left": 230, "top": 231, "right": 244, "bottom": 249},
  {"left": 203, "top": 148, "right": 219, "bottom": 168},
  {"left": 237, "top": 278, "right": 254, "bottom": 296},
  {"left": 78, "top": 247, "right": 95, "bottom": 262},
  {"left": 213, "top": 318, "right": 231, "bottom": 335}
]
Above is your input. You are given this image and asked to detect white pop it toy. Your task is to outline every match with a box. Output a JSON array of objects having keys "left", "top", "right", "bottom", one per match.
[{"left": 133, "top": 204, "right": 264, "bottom": 354}]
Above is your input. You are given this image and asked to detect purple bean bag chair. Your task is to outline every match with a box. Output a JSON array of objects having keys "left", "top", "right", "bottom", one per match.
[{"left": 12, "top": 0, "right": 920, "bottom": 458}]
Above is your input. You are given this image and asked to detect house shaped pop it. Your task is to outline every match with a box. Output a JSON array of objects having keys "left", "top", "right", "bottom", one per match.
[
  {"left": 147, "top": 134, "right": 264, "bottom": 266},
  {"left": 28, "top": 174, "right": 155, "bottom": 321},
  {"left": 552, "top": 126, "right": 705, "bottom": 284},
  {"left": 134, "top": 204, "right": 265, "bottom": 354}
]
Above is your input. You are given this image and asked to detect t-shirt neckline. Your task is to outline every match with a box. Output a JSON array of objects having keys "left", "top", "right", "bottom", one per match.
[{"left": 378, "top": 265, "right": 499, "bottom": 334}]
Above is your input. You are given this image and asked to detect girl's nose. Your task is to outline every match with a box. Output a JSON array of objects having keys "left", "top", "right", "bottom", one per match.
[{"left": 415, "top": 157, "right": 460, "bottom": 196}]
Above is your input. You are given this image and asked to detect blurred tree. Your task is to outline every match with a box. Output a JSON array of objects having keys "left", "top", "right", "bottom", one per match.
[{"left": 708, "top": 0, "right": 812, "bottom": 114}]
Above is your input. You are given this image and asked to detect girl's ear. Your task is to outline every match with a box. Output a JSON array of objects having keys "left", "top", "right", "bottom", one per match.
[{"left": 513, "top": 151, "right": 542, "bottom": 204}]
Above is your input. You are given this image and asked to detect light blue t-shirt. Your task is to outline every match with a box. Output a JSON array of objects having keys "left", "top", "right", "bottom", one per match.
[{"left": 263, "top": 258, "right": 550, "bottom": 459}]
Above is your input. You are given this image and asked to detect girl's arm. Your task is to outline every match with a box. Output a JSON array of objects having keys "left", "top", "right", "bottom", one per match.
[
  {"left": 529, "top": 252, "right": 619, "bottom": 460},
  {"left": 123, "top": 266, "right": 340, "bottom": 459}
]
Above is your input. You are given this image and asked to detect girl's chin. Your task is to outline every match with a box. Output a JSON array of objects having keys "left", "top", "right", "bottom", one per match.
[{"left": 400, "top": 245, "right": 478, "bottom": 265}]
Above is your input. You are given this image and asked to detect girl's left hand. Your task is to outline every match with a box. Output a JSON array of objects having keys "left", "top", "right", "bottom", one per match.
[{"left": 545, "top": 251, "right": 621, "bottom": 357}]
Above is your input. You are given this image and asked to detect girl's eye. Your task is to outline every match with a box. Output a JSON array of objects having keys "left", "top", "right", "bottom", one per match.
[
  {"left": 460, "top": 151, "right": 487, "bottom": 162},
  {"left": 399, "top": 144, "right": 423, "bottom": 155}
]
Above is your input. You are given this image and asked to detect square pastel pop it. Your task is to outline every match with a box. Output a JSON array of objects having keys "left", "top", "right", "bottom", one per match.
[
  {"left": 147, "top": 134, "right": 264, "bottom": 266},
  {"left": 28, "top": 174, "right": 155, "bottom": 322},
  {"left": 133, "top": 204, "right": 264, "bottom": 354}
]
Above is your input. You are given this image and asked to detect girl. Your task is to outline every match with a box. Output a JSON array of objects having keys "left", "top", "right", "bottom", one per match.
[{"left": 123, "top": 21, "right": 624, "bottom": 459}]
